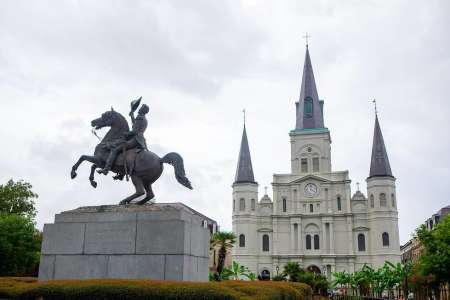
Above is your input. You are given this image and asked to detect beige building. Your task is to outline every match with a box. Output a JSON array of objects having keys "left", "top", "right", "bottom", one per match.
[{"left": 232, "top": 45, "right": 401, "bottom": 280}]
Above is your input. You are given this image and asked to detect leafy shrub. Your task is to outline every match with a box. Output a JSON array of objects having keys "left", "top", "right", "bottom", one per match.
[{"left": 0, "top": 277, "right": 312, "bottom": 300}]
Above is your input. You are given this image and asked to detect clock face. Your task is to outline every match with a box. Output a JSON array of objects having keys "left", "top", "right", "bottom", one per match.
[{"left": 304, "top": 183, "right": 318, "bottom": 197}]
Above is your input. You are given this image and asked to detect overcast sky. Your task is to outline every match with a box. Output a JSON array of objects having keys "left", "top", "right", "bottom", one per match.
[{"left": 1, "top": 0, "right": 449, "bottom": 244}]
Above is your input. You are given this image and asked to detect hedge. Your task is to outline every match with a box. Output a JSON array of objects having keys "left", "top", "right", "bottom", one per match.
[{"left": 0, "top": 277, "right": 312, "bottom": 300}]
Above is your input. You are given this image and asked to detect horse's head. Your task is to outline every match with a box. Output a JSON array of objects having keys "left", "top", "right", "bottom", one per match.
[{"left": 91, "top": 108, "right": 119, "bottom": 130}]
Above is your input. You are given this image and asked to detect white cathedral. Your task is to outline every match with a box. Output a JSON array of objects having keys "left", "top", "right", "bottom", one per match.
[{"left": 231, "top": 46, "right": 401, "bottom": 280}]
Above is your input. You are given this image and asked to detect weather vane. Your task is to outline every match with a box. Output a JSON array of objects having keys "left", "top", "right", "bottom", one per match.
[{"left": 302, "top": 33, "right": 311, "bottom": 47}]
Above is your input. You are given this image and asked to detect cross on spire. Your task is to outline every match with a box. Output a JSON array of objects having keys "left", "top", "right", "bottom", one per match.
[
  {"left": 356, "top": 182, "right": 360, "bottom": 192},
  {"left": 302, "top": 33, "right": 311, "bottom": 47},
  {"left": 372, "top": 99, "right": 378, "bottom": 115},
  {"left": 242, "top": 109, "right": 246, "bottom": 126},
  {"left": 264, "top": 186, "right": 268, "bottom": 195}
]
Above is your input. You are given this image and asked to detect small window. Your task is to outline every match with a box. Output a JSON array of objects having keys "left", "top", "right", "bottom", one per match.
[
  {"left": 282, "top": 198, "right": 287, "bottom": 212},
  {"left": 370, "top": 194, "right": 374, "bottom": 208},
  {"left": 358, "top": 234, "right": 366, "bottom": 251},
  {"left": 239, "top": 198, "right": 245, "bottom": 211},
  {"left": 233, "top": 199, "right": 235, "bottom": 211},
  {"left": 301, "top": 158, "right": 308, "bottom": 173},
  {"left": 304, "top": 96, "right": 313, "bottom": 118},
  {"left": 251, "top": 199, "right": 256, "bottom": 211},
  {"left": 391, "top": 194, "right": 396, "bottom": 207},
  {"left": 380, "top": 193, "right": 387, "bottom": 207},
  {"left": 309, "top": 204, "right": 314, "bottom": 213},
  {"left": 382, "top": 232, "right": 390, "bottom": 247},
  {"left": 314, "top": 234, "right": 320, "bottom": 249},
  {"left": 262, "top": 234, "right": 270, "bottom": 252},
  {"left": 312, "top": 157, "right": 319, "bottom": 172},
  {"left": 239, "top": 234, "right": 245, "bottom": 247},
  {"left": 337, "top": 196, "right": 342, "bottom": 211},
  {"left": 306, "top": 234, "right": 312, "bottom": 249}
]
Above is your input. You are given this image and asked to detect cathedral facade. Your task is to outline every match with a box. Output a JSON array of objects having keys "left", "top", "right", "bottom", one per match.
[{"left": 232, "top": 46, "right": 401, "bottom": 279}]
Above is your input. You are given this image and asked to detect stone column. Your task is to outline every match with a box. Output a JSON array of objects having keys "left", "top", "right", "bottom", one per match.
[
  {"left": 322, "top": 221, "right": 327, "bottom": 254},
  {"left": 330, "top": 221, "right": 335, "bottom": 254}
]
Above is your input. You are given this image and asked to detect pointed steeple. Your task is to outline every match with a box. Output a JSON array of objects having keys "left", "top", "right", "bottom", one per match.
[
  {"left": 295, "top": 46, "right": 324, "bottom": 129},
  {"left": 368, "top": 114, "right": 393, "bottom": 178},
  {"left": 234, "top": 124, "right": 256, "bottom": 184}
]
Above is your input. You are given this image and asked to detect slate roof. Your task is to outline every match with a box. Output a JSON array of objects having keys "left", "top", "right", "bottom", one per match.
[
  {"left": 368, "top": 115, "right": 393, "bottom": 178},
  {"left": 295, "top": 46, "right": 325, "bottom": 129},
  {"left": 234, "top": 125, "right": 256, "bottom": 184}
]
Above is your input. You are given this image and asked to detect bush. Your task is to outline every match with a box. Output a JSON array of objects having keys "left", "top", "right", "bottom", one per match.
[{"left": 0, "top": 277, "right": 312, "bottom": 300}]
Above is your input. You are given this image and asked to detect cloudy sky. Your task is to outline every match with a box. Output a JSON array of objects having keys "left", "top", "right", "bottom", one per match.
[{"left": 1, "top": 0, "right": 449, "bottom": 244}]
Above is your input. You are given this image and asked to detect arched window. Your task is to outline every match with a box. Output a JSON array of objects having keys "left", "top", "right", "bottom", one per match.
[
  {"left": 282, "top": 197, "right": 287, "bottom": 212},
  {"left": 312, "top": 157, "right": 320, "bottom": 172},
  {"left": 382, "top": 232, "right": 390, "bottom": 246},
  {"left": 239, "top": 234, "right": 245, "bottom": 247},
  {"left": 391, "top": 194, "right": 396, "bottom": 207},
  {"left": 306, "top": 234, "right": 312, "bottom": 250},
  {"left": 380, "top": 193, "right": 387, "bottom": 207},
  {"left": 309, "top": 204, "right": 314, "bottom": 213},
  {"left": 239, "top": 198, "right": 245, "bottom": 211},
  {"left": 233, "top": 199, "right": 235, "bottom": 211},
  {"left": 370, "top": 194, "right": 374, "bottom": 208},
  {"left": 301, "top": 158, "right": 308, "bottom": 173},
  {"left": 314, "top": 234, "right": 320, "bottom": 249},
  {"left": 358, "top": 234, "right": 366, "bottom": 251},
  {"left": 304, "top": 96, "right": 313, "bottom": 118},
  {"left": 262, "top": 234, "right": 270, "bottom": 252},
  {"left": 337, "top": 196, "right": 342, "bottom": 211},
  {"left": 251, "top": 199, "right": 256, "bottom": 211}
]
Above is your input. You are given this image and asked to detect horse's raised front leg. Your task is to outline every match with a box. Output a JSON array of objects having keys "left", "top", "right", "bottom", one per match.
[
  {"left": 119, "top": 175, "right": 145, "bottom": 205},
  {"left": 71, "top": 155, "right": 101, "bottom": 179},
  {"left": 89, "top": 164, "right": 98, "bottom": 188}
]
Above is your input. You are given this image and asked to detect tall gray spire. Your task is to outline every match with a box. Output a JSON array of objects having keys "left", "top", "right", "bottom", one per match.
[
  {"left": 368, "top": 115, "right": 393, "bottom": 178},
  {"left": 295, "top": 46, "right": 324, "bottom": 130},
  {"left": 234, "top": 125, "right": 256, "bottom": 184}
]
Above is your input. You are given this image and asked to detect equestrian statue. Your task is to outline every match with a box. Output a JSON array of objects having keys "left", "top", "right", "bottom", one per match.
[{"left": 70, "top": 97, "right": 193, "bottom": 205}]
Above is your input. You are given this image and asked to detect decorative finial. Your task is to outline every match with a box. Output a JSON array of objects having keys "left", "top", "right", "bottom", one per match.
[
  {"left": 264, "top": 186, "right": 268, "bottom": 195},
  {"left": 372, "top": 99, "right": 378, "bottom": 116},
  {"left": 242, "top": 109, "right": 246, "bottom": 126},
  {"left": 356, "top": 182, "right": 360, "bottom": 192},
  {"left": 302, "top": 33, "right": 311, "bottom": 48}
]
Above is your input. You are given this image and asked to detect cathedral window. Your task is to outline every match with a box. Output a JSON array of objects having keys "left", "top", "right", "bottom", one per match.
[
  {"left": 262, "top": 234, "right": 270, "bottom": 252},
  {"left": 370, "top": 194, "right": 374, "bottom": 208},
  {"left": 239, "top": 234, "right": 245, "bottom": 247},
  {"left": 301, "top": 158, "right": 308, "bottom": 173},
  {"left": 309, "top": 204, "right": 314, "bottom": 213},
  {"left": 304, "top": 97, "right": 313, "bottom": 118},
  {"left": 358, "top": 234, "right": 366, "bottom": 251},
  {"left": 314, "top": 234, "right": 320, "bottom": 249},
  {"left": 251, "top": 199, "right": 256, "bottom": 211},
  {"left": 282, "top": 197, "right": 287, "bottom": 212},
  {"left": 239, "top": 198, "right": 245, "bottom": 211},
  {"left": 306, "top": 234, "right": 312, "bottom": 249},
  {"left": 380, "top": 193, "right": 387, "bottom": 207},
  {"left": 337, "top": 196, "right": 342, "bottom": 211},
  {"left": 391, "top": 194, "right": 396, "bottom": 207},
  {"left": 382, "top": 232, "right": 390, "bottom": 247},
  {"left": 312, "top": 157, "right": 319, "bottom": 172}
]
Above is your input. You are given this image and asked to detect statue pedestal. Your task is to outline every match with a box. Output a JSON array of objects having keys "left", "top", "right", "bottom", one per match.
[{"left": 38, "top": 203, "right": 214, "bottom": 282}]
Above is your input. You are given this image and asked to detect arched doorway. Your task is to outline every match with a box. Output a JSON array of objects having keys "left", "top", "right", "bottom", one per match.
[
  {"left": 307, "top": 265, "right": 321, "bottom": 274},
  {"left": 259, "top": 269, "right": 271, "bottom": 281}
]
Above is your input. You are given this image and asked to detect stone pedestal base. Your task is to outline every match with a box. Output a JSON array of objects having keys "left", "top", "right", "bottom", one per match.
[{"left": 38, "top": 203, "right": 213, "bottom": 282}]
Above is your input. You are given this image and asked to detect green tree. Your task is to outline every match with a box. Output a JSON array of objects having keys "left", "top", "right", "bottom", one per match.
[
  {"left": 0, "top": 179, "right": 38, "bottom": 218},
  {"left": 210, "top": 231, "right": 236, "bottom": 277},
  {"left": 221, "top": 261, "right": 256, "bottom": 280},
  {"left": 0, "top": 213, "right": 41, "bottom": 276},
  {"left": 416, "top": 215, "right": 450, "bottom": 299}
]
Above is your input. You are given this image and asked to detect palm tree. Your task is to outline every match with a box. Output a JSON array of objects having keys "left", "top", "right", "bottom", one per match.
[
  {"left": 210, "top": 231, "right": 236, "bottom": 277},
  {"left": 222, "top": 261, "right": 255, "bottom": 280}
]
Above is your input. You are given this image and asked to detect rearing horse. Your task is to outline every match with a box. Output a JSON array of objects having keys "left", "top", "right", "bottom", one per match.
[{"left": 70, "top": 109, "right": 192, "bottom": 205}]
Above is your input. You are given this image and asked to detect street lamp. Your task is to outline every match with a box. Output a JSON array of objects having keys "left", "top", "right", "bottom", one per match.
[{"left": 276, "top": 265, "right": 279, "bottom": 276}]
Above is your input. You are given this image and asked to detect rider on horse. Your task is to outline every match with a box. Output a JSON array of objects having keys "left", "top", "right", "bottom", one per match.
[{"left": 98, "top": 103, "right": 149, "bottom": 175}]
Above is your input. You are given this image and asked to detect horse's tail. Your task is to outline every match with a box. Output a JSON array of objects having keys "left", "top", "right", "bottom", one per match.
[{"left": 160, "top": 152, "right": 193, "bottom": 190}]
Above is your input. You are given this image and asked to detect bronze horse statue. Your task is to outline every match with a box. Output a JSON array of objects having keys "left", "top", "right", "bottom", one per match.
[{"left": 70, "top": 109, "right": 192, "bottom": 205}]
